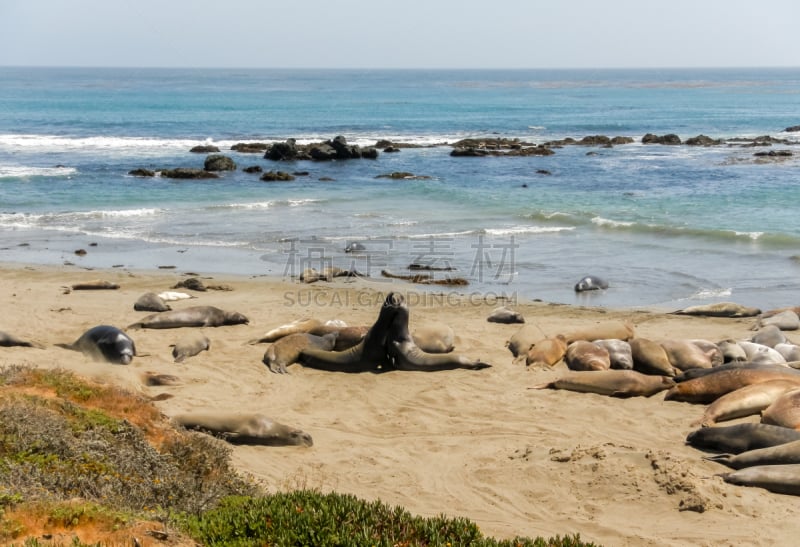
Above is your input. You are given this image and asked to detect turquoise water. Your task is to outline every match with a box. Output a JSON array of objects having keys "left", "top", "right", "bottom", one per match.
[{"left": 1, "top": 67, "right": 799, "bottom": 309}]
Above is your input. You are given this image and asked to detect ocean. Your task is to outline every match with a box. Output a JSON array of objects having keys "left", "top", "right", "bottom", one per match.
[{"left": 1, "top": 66, "right": 799, "bottom": 310}]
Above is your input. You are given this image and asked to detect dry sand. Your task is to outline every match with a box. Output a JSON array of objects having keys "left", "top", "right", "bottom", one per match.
[{"left": 1, "top": 262, "right": 798, "bottom": 547}]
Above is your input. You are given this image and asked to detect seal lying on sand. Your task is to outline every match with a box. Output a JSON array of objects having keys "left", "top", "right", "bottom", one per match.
[
  {"left": 691, "top": 379, "right": 800, "bottom": 427},
  {"left": 174, "top": 413, "right": 313, "bottom": 446},
  {"left": 263, "top": 332, "right": 338, "bottom": 374},
  {"left": 685, "top": 423, "right": 800, "bottom": 454},
  {"left": 720, "top": 464, "right": 800, "bottom": 496},
  {"left": 134, "top": 292, "right": 171, "bottom": 312},
  {"left": 0, "top": 330, "right": 42, "bottom": 348},
  {"left": 128, "top": 306, "right": 248, "bottom": 329},
  {"left": 671, "top": 302, "right": 761, "bottom": 318},
  {"left": 663, "top": 365, "right": 800, "bottom": 404},
  {"left": 707, "top": 439, "right": 800, "bottom": 469},
  {"left": 56, "top": 325, "right": 136, "bottom": 364},
  {"left": 171, "top": 333, "right": 210, "bottom": 362},
  {"left": 531, "top": 370, "right": 674, "bottom": 398}
]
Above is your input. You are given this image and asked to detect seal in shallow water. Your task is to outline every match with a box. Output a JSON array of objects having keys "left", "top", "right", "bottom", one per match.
[
  {"left": 573, "top": 275, "right": 608, "bottom": 292},
  {"left": 56, "top": 325, "right": 136, "bottom": 364}
]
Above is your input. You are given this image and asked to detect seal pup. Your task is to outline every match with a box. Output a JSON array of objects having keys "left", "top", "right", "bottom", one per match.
[
  {"left": 691, "top": 379, "right": 800, "bottom": 427},
  {"left": 562, "top": 320, "right": 634, "bottom": 344},
  {"left": 630, "top": 338, "right": 676, "bottom": 376},
  {"left": 761, "top": 388, "right": 800, "bottom": 429},
  {"left": 706, "top": 439, "right": 800, "bottom": 469},
  {"left": 386, "top": 297, "right": 491, "bottom": 371},
  {"left": 531, "top": 369, "right": 674, "bottom": 398},
  {"left": 525, "top": 335, "right": 568, "bottom": 368},
  {"left": 157, "top": 291, "right": 196, "bottom": 301},
  {"left": 574, "top": 275, "right": 609, "bottom": 292},
  {"left": 594, "top": 339, "right": 634, "bottom": 370},
  {"left": 70, "top": 280, "right": 120, "bottom": 290},
  {"left": 565, "top": 340, "right": 611, "bottom": 371},
  {"left": 263, "top": 332, "right": 338, "bottom": 374},
  {"left": 411, "top": 322, "right": 456, "bottom": 354},
  {"left": 671, "top": 302, "right": 761, "bottom": 318},
  {"left": 686, "top": 423, "right": 800, "bottom": 454},
  {"left": 174, "top": 413, "right": 313, "bottom": 447},
  {"left": 0, "top": 330, "right": 42, "bottom": 348},
  {"left": 486, "top": 306, "right": 525, "bottom": 324},
  {"left": 664, "top": 365, "right": 800, "bottom": 404},
  {"left": 248, "top": 318, "right": 323, "bottom": 344},
  {"left": 134, "top": 292, "right": 171, "bottom": 312},
  {"left": 720, "top": 464, "right": 800, "bottom": 496},
  {"left": 56, "top": 325, "right": 136, "bottom": 364},
  {"left": 171, "top": 333, "right": 210, "bottom": 363},
  {"left": 128, "top": 306, "right": 248, "bottom": 329}
]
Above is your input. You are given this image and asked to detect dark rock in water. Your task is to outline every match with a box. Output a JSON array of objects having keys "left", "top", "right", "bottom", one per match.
[
  {"left": 204, "top": 154, "right": 237, "bottom": 171},
  {"left": 361, "top": 147, "right": 379, "bottom": 159},
  {"left": 536, "top": 169, "right": 551, "bottom": 175},
  {"left": 260, "top": 170, "right": 296, "bottom": 182},
  {"left": 74, "top": 249, "right": 87, "bottom": 256},
  {"left": 784, "top": 125, "right": 800, "bottom": 132},
  {"left": 190, "top": 145, "right": 220, "bottom": 153},
  {"left": 754, "top": 150, "right": 793, "bottom": 158},
  {"left": 243, "top": 165, "right": 263, "bottom": 173},
  {"left": 160, "top": 168, "right": 219, "bottom": 180},
  {"left": 611, "top": 136, "right": 635, "bottom": 145},
  {"left": 265, "top": 138, "right": 302, "bottom": 161},
  {"left": 129, "top": 168, "right": 155, "bottom": 177},
  {"left": 642, "top": 133, "right": 682, "bottom": 145},
  {"left": 231, "top": 142, "right": 268, "bottom": 153},
  {"left": 293, "top": 171, "right": 310, "bottom": 176},
  {"left": 685, "top": 134, "right": 722, "bottom": 146},
  {"left": 577, "top": 135, "right": 612, "bottom": 146},
  {"left": 375, "top": 172, "right": 432, "bottom": 180},
  {"left": 319, "top": 176, "right": 335, "bottom": 182},
  {"left": 310, "top": 143, "right": 338, "bottom": 161}
]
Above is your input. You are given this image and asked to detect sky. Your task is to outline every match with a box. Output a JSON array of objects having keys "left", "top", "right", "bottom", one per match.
[{"left": 1, "top": 0, "right": 798, "bottom": 69}]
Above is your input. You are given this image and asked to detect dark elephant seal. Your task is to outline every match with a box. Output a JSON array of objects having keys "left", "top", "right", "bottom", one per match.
[
  {"left": 171, "top": 333, "right": 210, "bottom": 362},
  {"left": 720, "top": 464, "right": 800, "bottom": 496},
  {"left": 664, "top": 365, "right": 800, "bottom": 404},
  {"left": 525, "top": 335, "right": 567, "bottom": 368},
  {"left": 128, "top": 306, "right": 248, "bottom": 329},
  {"left": 707, "top": 439, "right": 800, "bottom": 469},
  {"left": 692, "top": 379, "right": 800, "bottom": 427},
  {"left": 686, "top": 423, "right": 800, "bottom": 454},
  {"left": 264, "top": 332, "right": 338, "bottom": 374},
  {"left": 174, "top": 412, "right": 313, "bottom": 446},
  {"left": 563, "top": 321, "right": 634, "bottom": 344},
  {"left": 0, "top": 330, "right": 42, "bottom": 348},
  {"left": 411, "top": 323, "right": 456, "bottom": 354},
  {"left": 134, "top": 292, "right": 172, "bottom": 312},
  {"left": 56, "top": 325, "right": 136, "bottom": 364},
  {"left": 574, "top": 275, "right": 608, "bottom": 292},
  {"left": 761, "top": 388, "right": 800, "bottom": 429},
  {"left": 630, "top": 337, "right": 675, "bottom": 376},
  {"left": 487, "top": 306, "right": 525, "bottom": 324},
  {"left": 531, "top": 370, "right": 674, "bottom": 398},
  {"left": 565, "top": 340, "right": 610, "bottom": 371},
  {"left": 594, "top": 339, "right": 634, "bottom": 370},
  {"left": 671, "top": 302, "right": 761, "bottom": 318}
]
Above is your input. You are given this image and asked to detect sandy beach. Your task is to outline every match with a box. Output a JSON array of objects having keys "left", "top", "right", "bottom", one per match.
[{"left": 1, "top": 262, "right": 799, "bottom": 547}]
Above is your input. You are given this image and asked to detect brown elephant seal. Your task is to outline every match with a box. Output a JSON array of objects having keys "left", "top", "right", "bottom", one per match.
[
  {"left": 594, "top": 339, "right": 634, "bottom": 370},
  {"left": 659, "top": 339, "right": 714, "bottom": 372},
  {"left": 525, "top": 335, "right": 567, "bottom": 368},
  {"left": 263, "top": 332, "right": 338, "bottom": 374},
  {"left": 248, "top": 318, "right": 323, "bottom": 344},
  {"left": 531, "top": 369, "right": 674, "bottom": 398},
  {"left": 134, "top": 292, "right": 172, "bottom": 312},
  {"left": 171, "top": 333, "right": 210, "bottom": 362},
  {"left": 762, "top": 388, "right": 800, "bottom": 429},
  {"left": 738, "top": 341, "right": 787, "bottom": 366},
  {"left": 142, "top": 371, "right": 182, "bottom": 386},
  {"left": 754, "top": 309, "right": 800, "bottom": 331},
  {"left": 174, "top": 412, "right": 313, "bottom": 446},
  {"left": 411, "top": 323, "right": 456, "bottom": 354},
  {"left": 717, "top": 339, "right": 748, "bottom": 363},
  {"left": 671, "top": 301, "right": 761, "bottom": 318},
  {"left": 691, "top": 339, "right": 724, "bottom": 367},
  {"left": 630, "top": 338, "right": 676, "bottom": 376},
  {"left": 506, "top": 324, "right": 545, "bottom": 359},
  {"left": 56, "top": 325, "right": 136, "bottom": 364},
  {"left": 664, "top": 365, "right": 800, "bottom": 404},
  {"left": 565, "top": 340, "right": 610, "bottom": 371},
  {"left": 486, "top": 306, "right": 525, "bottom": 324},
  {"left": 70, "top": 279, "right": 120, "bottom": 290},
  {"left": 750, "top": 325, "right": 789, "bottom": 348},
  {"left": 720, "top": 464, "right": 800, "bottom": 496},
  {"left": 707, "top": 438, "right": 800, "bottom": 469},
  {"left": 686, "top": 423, "right": 800, "bottom": 454},
  {"left": 386, "top": 298, "right": 491, "bottom": 371},
  {"left": 128, "top": 306, "right": 248, "bottom": 329},
  {"left": 0, "top": 330, "right": 42, "bottom": 348},
  {"left": 172, "top": 277, "right": 207, "bottom": 291},
  {"left": 563, "top": 320, "right": 634, "bottom": 344},
  {"left": 691, "top": 379, "right": 800, "bottom": 427},
  {"left": 308, "top": 324, "right": 369, "bottom": 351}
]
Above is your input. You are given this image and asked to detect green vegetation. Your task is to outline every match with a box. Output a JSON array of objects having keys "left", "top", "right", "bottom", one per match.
[{"left": 0, "top": 365, "right": 600, "bottom": 546}]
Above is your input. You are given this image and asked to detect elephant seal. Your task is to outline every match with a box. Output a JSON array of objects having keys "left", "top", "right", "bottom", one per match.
[
  {"left": 157, "top": 291, "right": 195, "bottom": 301},
  {"left": 531, "top": 370, "right": 674, "bottom": 398},
  {"left": 594, "top": 339, "right": 634, "bottom": 370},
  {"left": 248, "top": 318, "right": 323, "bottom": 344},
  {"left": 128, "top": 306, "right": 248, "bottom": 329},
  {"left": 750, "top": 325, "right": 789, "bottom": 348},
  {"left": 171, "top": 333, "right": 210, "bottom": 362},
  {"left": 299, "top": 293, "right": 402, "bottom": 372},
  {"left": 134, "top": 292, "right": 171, "bottom": 312},
  {"left": 707, "top": 439, "right": 800, "bottom": 469},
  {"left": 386, "top": 298, "right": 491, "bottom": 371},
  {"left": 142, "top": 371, "right": 182, "bottom": 386},
  {"left": 411, "top": 323, "right": 456, "bottom": 354},
  {"left": 0, "top": 330, "right": 42, "bottom": 348},
  {"left": 761, "top": 388, "right": 800, "bottom": 429},
  {"left": 691, "top": 339, "right": 724, "bottom": 367},
  {"left": 574, "top": 275, "right": 608, "bottom": 292},
  {"left": 776, "top": 343, "right": 800, "bottom": 363},
  {"left": 659, "top": 339, "right": 714, "bottom": 372},
  {"left": 345, "top": 242, "right": 366, "bottom": 253},
  {"left": 630, "top": 338, "right": 675, "bottom": 376},
  {"left": 525, "top": 335, "right": 567, "bottom": 368},
  {"left": 487, "top": 306, "right": 525, "bottom": 324},
  {"left": 686, "top": 423, "right": 800, "bottom": 454},
  {"left": 174, "top": 412, "right": 313, "bottom": 446},
  {"left": 263, "top": 332, "right": 338, "bottom": 374},
  {"left": 309, "top": 324, "right": 369, "bottom": 351},
  {"left": 754, "top": 309, "right": 800, "bottom": 331},
  {"left": 563, "top": 321, "right": 634, "bottom": 344},
  {"left": 664, "top": 365, "right": 800, "bottom": 404},
  {"left": 691, "top": 379, "right": 800, "bottom": 427},
  {"left": 720, "top": 464, "right": 800, "bottom": 496},
  {"left": 671, "top": 302, "right": 761, "bottom": 318},
  {"left": 507, "top": 324, "right": 545, "bottom": 359},
  {"left": 717, "top": 339, "right": 748, "bottom": 363},
  {"left": 738, "top": 341, "right": 786, "bottom": 366},
  {"left": 565, "top": 340, "right": 610, "bottom": 371},
  {"left": 56, "top": 325, "right": 136, "bottom": 364},
  {"left": 70, "top": 280, "right": 120, "bottom": 290}
]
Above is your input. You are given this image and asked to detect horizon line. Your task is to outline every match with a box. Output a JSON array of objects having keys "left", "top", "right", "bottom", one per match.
[{"left": 1, "top": 64, "right": 799, "bottom": 71}]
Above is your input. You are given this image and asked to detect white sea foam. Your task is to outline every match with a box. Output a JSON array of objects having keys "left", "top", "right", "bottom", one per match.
[
  {"left": 735, "top": 230, "right": 764, "bottom": 240},
  {"left": 591, "top": 216, "right": 634, "bottom": 228},
  {"left": 687, "top": 288, "right": 733, "bottom": 300},
  {"left": 0, "top": 134, "right": 203, "bottom": 153},
  {"left": 0, "top": 208, "right": 162, "bottom": 229},
  {"left": 0, "top": 165, "right": 77, "bottom": 178},
  {"left": 484, "top": 226, "right": 573, "bottom": 236}
]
